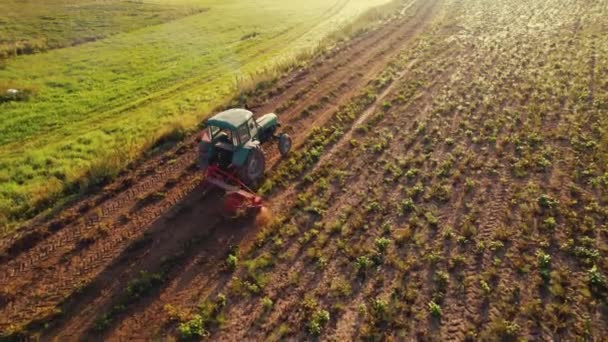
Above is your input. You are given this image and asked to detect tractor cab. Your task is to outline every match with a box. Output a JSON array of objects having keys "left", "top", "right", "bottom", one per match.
[{"left": 201, "top": 109, "right": 258, "bottom": 168}]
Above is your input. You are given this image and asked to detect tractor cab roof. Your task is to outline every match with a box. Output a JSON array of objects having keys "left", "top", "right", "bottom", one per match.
[{"left": 207, "top": 108, "right": 253, "bottom": 131}]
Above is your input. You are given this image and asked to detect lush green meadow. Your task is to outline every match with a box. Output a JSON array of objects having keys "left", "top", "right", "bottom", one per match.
[
  {"left": 0, "top": 0, "right": 207, "bottom": 59},
  {"left": 0, "top": 0, "right": 392, "bottom": 233}
]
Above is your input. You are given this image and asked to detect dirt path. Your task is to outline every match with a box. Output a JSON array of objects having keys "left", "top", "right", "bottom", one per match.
[{"left": 0, "top": 0, "right": 440, "bottom": 338}]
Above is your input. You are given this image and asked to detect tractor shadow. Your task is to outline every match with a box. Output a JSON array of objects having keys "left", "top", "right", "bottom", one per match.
[{"left": 43, "top": 183, "right": 264, "bottom": 340}]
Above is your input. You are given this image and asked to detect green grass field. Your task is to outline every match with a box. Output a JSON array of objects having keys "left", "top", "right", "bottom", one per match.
[
  {"left": 0, "top": 0, "right": 392, "bottom": 233},
  {"left": 0, "top": 0, "right": 207, "bottom": 58}
]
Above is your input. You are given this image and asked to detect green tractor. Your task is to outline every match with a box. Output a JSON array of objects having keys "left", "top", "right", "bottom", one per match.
[{"left": 198, "top": 108, "right": 291, "bottom": 187}]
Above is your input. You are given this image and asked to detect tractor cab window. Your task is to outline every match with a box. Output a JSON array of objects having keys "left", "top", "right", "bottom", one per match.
[
  {"left": 231, "top": 130, "right": 239, "bottom": 146},
  {"left": 209, "top": 125, "right": 219, "bottom": 136},
  {"left": 200, "top": 127, "right": 212, "bottom": 143},
  {"left": 237, "top": 124, "right": 250, "bottom": 145},
  {"left": 214, "top": 127, "right": 231, "bottom": 140},
  {"left": 247, "top": 118, "right": 258, "bottom": 139}
]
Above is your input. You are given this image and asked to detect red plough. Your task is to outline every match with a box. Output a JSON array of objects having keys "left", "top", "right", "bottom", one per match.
[{"left": 204, "top": 165, "right": 263, "bottom": 217}]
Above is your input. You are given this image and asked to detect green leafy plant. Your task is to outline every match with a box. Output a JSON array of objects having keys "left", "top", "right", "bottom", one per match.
[
  {"left": 355, "top": 255, "right": 374, "bottom": 275},
  {"left": 226, "top": 253, "right": 238, "bottom": 271},
  {"left": 178, "top": 315, "right": 208, "bottom": 339},
  {"left": 541, "top": 217, "right": 557, "bottom": 230},
  {"left": 480, "top": 279, "right": 492, "bottom": 296},
  {"left": 588, "top": 265, "right": 605, "bottom": 288},
  {"left": 261, "top": 296, "right": 274, "bottom": 311},
  {"left": 400, "top": 197, "right": 417, "bottom": 215},
  {"left": 307, "top": 309, "right": 330, "bottom": 336},
  {"left": 428, "top": 300, "right": 442, "bottom": 318},
  {"left": 536, "top": 250, "right": 551, "bottom": 281},
  {"left": 538, "top": 194, "right": 559, "bottom": 210},
  {"left": 375, "top": 237, "right": 392, "bottom": 253}
]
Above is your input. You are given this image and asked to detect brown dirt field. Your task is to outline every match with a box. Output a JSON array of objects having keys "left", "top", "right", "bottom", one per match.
[{"left": 2, "top": 0, "right": 608, "bottom": 340}]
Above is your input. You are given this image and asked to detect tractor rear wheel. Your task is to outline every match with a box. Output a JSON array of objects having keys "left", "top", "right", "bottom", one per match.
[
  {"left": 239, "top": 146, "right": 265, "bottom": 186},
  {"left": 278, "top": 133, "right": 292, "bottom": 157}
]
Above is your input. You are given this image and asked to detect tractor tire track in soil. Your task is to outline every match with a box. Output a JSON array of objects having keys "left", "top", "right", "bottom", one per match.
[
  {"left": 444, "top": 172, "right": 512, "bottom": 341},
  {"left": 0, "top": 0, "right": 439, "bottom": 337}
]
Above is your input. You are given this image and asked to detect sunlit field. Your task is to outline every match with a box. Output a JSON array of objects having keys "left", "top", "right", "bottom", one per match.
[{"left": 1, "top": 0, "right": 607, "bottom": 339}]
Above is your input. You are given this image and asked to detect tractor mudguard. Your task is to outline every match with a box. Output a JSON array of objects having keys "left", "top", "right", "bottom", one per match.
[{"left": 232, "top": 140, "right": 260, "bottom": 167}]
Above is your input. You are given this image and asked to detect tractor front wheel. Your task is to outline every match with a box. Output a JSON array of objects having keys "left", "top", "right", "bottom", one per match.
[
  {"left": 239, "top": 146, "right": 266, "bottom": 186},
  {"left": 278, "top": 133, "right": 292, "bottom": 157}
]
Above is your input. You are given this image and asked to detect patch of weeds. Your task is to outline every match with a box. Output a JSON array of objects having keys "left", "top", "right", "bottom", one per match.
[
  {"left": 92, "top": 252, "right": 187, "bottom": 332},
  {"left": 573, "top": 246, "right": 600, "bottom": 265},
  {"left": 164, "top": 304, "right": 191, "bottom": 322},
  {"left": 329, "top": 276, "right": 352, "bottom": 298},
  {"left": 177, "top": 293, "right": 227, "bottom": 339},
  {"left": 369, "top": 297, "right": 392, "bottom": 325},
  {"left": 93, "top": 270, "right": 164, "bottom": 331},
  {"left": 480, "top": 318, "right": 520, "bottom": 341},
  {"left": 460, "top": 220, "right": 477, "bottom": 241},
  {"left": 126, "top": 271, "right": 164, "bottom": 299}
]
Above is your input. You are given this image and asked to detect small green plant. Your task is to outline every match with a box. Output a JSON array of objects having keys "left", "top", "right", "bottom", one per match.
[
  {"left": 126, "top": 271, "right": 164, "bottom": 299},
  {"left": 358, "top": 303, "right": 367, "bottom": 316},
  {"left": 178, "top": 314, "right": 208, "bottom": 338},
  {"left": 434, "top": 270, "right": 449, "bottom": 291},
  {"left": 355, "top": 255, "right": 374, "bottom": 274},
  {"left": 536, "top": 250, "right": 551, "bottom": 281},
  {"left": 216, "top": 293, "right": 227, "bottom": 308},
  {"left": 464, "top": 178, "right": 477, "bottom": 194},
  {"left": 588, "top": 265, "right": 606, "bottom": 288},
  {"left": 405, "top": 168, "right": 420, "bottom": 179},
  {"left": 375, "top": 237, "right": 391, "bottom": 253},
  {"left": 536, "top": 250, "right": 551, "bottom": 268},
  {"left": 226, "top": 253, "right": 238, "bottom": 271},
  {"left": 541, "top": 217, "right": 557, "bottom": 230},
  {"left": 370, "top": 297, "right": 390, "bottom": 324},
  {"left": 480, "top": 279, "right": 492, "bottom": 296},
  {"left": 400, "top": 197, "right": 417, "bottom": 215},
  {"left": 428, "top": 300, "right": 442, "bottom": 318},
  {"left": 307, "top": 309, "right": 330, "bottom": 336},
  {"left": 425, "top": 211, "right": 439, "bottom": 227},
  {"left": 538, "top": 194, "right": 559, "bottom": 210},
  {"left": 261, "top": 296, "right": 274, "bottom": 311}
]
